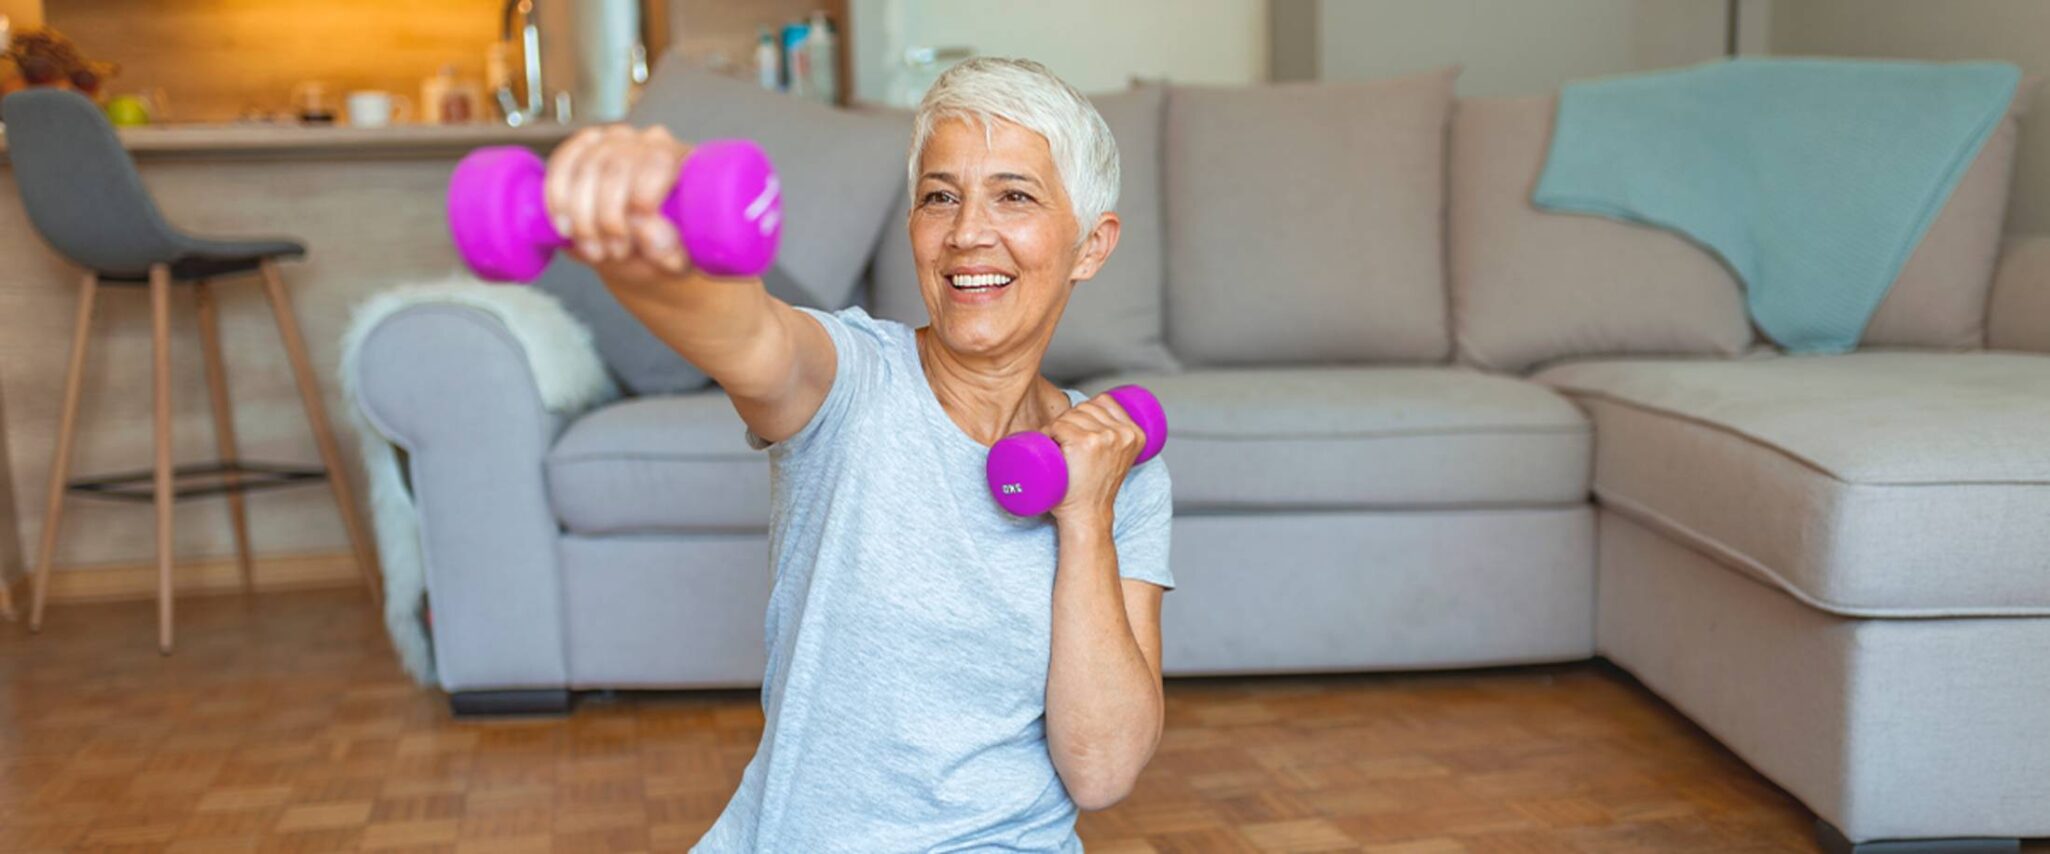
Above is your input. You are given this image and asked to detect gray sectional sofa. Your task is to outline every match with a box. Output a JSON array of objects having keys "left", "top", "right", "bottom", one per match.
[{"left": 348, "top": 59, "right": 2050, "bottom": 850}]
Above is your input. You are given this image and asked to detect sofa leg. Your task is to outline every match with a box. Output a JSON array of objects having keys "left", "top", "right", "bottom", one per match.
[
  {"left": 1815, "top": 819, "right": 2019, "bottom": 854},
  {"left": 449, "top": 689, "right": 573, "bottom": 718}
]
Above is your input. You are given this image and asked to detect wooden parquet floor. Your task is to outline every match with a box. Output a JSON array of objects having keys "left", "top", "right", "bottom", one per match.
[{"left": 2, "top": 589, "right": 2043, "bottom": 853}]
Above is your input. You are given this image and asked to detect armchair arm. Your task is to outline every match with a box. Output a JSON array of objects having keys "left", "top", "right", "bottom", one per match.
[
  {"left": 1988, "top": 234, "right": 2050, "bottom": 354},
  {"left": 344, "top": 282, "right": 617, "bottom": 692}
]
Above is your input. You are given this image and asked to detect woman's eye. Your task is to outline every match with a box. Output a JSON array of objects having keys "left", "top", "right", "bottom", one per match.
[
  {"left": 1001, "top": 191, "right": 1034, "bottom": 203},
  {"left": 920, "top": 191, "right": 957, "bottom": 206}
]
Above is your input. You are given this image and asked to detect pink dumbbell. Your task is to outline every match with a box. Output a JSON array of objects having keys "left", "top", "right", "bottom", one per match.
[
  {"left": 986, "top": 385, "right": 1168, "bottom": 516},
  {"left": 446, "top": 139, "right": 782, "bottom": 283}
]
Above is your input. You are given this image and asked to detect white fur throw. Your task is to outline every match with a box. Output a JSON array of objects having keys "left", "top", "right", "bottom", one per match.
[{"left": 338, "top": 273, "right": 618, "bottom": 684}]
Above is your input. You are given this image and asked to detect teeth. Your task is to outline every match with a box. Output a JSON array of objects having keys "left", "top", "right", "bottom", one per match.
[{"left": 949, "top": 273, "right": 1014, "bottom": 289}]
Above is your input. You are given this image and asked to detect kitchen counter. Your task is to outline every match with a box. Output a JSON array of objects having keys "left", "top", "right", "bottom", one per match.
[{"left": 0, "top": 120, "right": 591, "bottom": 161}]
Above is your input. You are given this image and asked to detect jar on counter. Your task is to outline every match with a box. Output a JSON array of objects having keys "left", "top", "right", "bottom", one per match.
[{"left": 421, "top": 65, "right": 482, "bottom": 125}]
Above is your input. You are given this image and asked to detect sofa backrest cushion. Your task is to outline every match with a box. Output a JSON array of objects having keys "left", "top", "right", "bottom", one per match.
[
  {"left": 1164, "top": 67, "right": 1459, "bottom": 366},
  {"left": 1449, "top": 95, "right": 1754, "bottom": 373},
  {"left": 1452, "top": 83, "right": 2034, "bottom": 373},
  {"left": 868, "top": 84, "right": 1181, "bottom": 382},
  {"left": 537, "top": 59, "right": 909, "bottom": 395},
  {"left": 1987, "top": 234, "right": 2050, "bottom": 354},
  {"left": 1862, "top": 82, "right": 2033, "bottom": 349}
]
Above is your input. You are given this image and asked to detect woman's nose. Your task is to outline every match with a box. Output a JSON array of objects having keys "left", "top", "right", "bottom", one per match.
[{"left": 946, "top": 203, "right": 997, "bottom": 249}]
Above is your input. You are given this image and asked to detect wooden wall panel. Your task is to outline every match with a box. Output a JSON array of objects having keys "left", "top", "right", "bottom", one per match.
[{"left": 45, "top": 0, "right": 502, "bottom": 122}]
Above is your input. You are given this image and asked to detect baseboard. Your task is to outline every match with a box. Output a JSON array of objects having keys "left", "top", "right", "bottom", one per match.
[{"left": 32, "top": 550, "right": 360, "bottom": 603}]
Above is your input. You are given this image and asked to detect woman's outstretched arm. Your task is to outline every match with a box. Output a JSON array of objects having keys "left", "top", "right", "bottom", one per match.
[{"left": 547, "top": 122, "right": 835, "bottom": 445}]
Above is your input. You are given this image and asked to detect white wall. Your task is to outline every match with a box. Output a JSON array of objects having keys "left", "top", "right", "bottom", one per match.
[
  {"left": 1769, "top": 0, "right": 2050, "bottom": 234},
  {"left": 849, "top": 0, "right": 1267, "bottom": 106},
  {"left": 1315, "top": 0, "right": 1734, "bottom": 96}
]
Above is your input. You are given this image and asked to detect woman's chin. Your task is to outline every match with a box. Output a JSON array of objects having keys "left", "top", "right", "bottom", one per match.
[{"left": 930, "top": 318, "right": 1018, "bottom": 358}]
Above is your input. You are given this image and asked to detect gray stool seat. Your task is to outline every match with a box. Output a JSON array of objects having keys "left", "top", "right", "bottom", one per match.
[
  {"left": 97, "top": 236, "right": 307, "bottom": 284},
  {"left": 1, "top": 88, "right": 309, "bottom": 282}
]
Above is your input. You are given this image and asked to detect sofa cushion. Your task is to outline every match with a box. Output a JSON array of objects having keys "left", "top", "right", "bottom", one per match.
[
  {"left": 1083, "top": 367, "right": 1590, "bottom": 510},
  {"left": 1165, "top": 68, "right": 1458, "bottom": 366},
  {"left": 1539, "top": 352, "right": 2050, "bottom": 616},
  {"left": 1449, "top": 95, "right": 1754, "bottom": 373},
  {"left": 537, "top": 59, "right": 910, "bottom": 396},
  {"left": 1988, "top": 234, "right": 2050, "bottom": 354},
  {"left": 869, "top": 84, "right": 1180, "bottom": 383},
  {"left": 547, "top": 392, "right": 767, "bottom": 534},
  {"left": 1452, "top": 87, "right": 2032, "bottom": 373},
  {"left": 1862, "top": 79, "right": 2034, "bottom": 349}
]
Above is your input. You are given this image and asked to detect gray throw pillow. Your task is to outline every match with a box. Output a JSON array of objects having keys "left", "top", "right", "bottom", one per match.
[
  {"left": 1165, "top": 68, "right": 1460, "bottom": 366},
  {"left": 868, "top": 84, "right": 1181, "bottom": 384},
  {"left": 536, "top": 57, "right": 910, "bottom": 395}
]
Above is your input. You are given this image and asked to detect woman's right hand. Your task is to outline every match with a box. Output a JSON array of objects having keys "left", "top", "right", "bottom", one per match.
[{"left": 544, "top": 123, "right": 695, "bottom": 285}]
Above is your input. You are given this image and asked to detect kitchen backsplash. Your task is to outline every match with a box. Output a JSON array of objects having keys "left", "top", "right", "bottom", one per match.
[
  {"left": 43, "top": 0, "right": 845, "bottom": 125},
  {"left": 47, "top": 0, "right": 506, "bottom": 123}
]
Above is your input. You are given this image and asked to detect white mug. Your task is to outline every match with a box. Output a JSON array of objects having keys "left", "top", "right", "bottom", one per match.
[{"left": 346, "top": 90, "right": 412, "bottom": 128}]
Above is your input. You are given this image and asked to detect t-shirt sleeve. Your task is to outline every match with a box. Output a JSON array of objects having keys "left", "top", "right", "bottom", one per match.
[
  {"left": 1112, "top": 457, "right": 1174, "bottom": 591},
  {"left": 745, "top": 305, "right": 890, "bottom": 459}
]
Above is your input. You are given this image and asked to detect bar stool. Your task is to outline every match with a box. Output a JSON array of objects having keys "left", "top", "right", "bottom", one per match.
[{"left": 1, "top": 89, "right": 383, "bottom": 653}]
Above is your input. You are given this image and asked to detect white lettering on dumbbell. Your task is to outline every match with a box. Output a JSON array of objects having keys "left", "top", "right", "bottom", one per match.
[
  {"left": 758, "top": 210, "right": 781, "bottom": 237},
  {"left": 1002, "top": 483, "right": 1023, "bottom": 494},
  {"left": 746, "top": 176, "right": 781, "bottom": 221}
]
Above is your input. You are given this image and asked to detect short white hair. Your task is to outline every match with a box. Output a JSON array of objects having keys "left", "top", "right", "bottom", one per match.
[{"left": 909, "top": 57, "right": 1120, "bottom": 241}]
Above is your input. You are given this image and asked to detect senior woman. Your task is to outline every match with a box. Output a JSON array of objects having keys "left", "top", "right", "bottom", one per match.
[{"left": 544, "top": 57, "right": 1173, "bottom": 850}]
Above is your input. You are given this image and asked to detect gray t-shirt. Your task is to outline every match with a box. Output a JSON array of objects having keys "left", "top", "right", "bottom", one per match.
[{"left": 693, "top": 306, "right": 1174, "bottom": 853}]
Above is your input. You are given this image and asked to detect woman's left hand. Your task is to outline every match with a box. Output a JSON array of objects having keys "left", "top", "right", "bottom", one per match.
[{"left": 1045, "top": 393, "right": 1149, "bottom": 529}]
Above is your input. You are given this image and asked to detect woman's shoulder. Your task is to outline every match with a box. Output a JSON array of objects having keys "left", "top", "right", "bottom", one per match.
[
  {"left": 824, "top": 304, "right": 920, "bottom": 349},
  {"left": 794, "top": 305, "right": 920, "bottom": 374}
]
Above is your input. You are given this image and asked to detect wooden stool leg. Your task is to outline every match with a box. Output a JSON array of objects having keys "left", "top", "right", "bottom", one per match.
[
  {"left": 151, "top": 263, "right": 176, "bottom": 654},
  {"left": 27, "top": 273, "right": 100, "bottom": 630},
  {"left": 194, "top": 280, "right": 256, "bottom": 593},
  {"left": 258, "top": 260, "right": 383, "bottom": 609}
]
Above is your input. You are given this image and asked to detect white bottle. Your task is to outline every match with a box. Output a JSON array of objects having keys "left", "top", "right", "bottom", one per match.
[
  {"left": 755, "top": 28, "right": 780, "bottom": 91},
  {"left": 806, "top": 11, "right": 837, "bottom": 105}
]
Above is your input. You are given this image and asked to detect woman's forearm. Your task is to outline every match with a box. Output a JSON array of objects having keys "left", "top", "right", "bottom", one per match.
[
  {"left": 1044, "top": 515, "right": 1162, "bottom": 810},
  {"left": 603, "top": 271, "right": 791, "bottom": 398}
]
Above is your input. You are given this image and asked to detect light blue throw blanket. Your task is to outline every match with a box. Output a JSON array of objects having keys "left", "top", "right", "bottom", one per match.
[{"left": 1533, "top": 57, "right": 2020, "bottom": 353}]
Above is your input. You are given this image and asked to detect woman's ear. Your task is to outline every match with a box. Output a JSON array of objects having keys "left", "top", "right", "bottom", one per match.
[{"left": 1069, "top": 212, "right": 1122, "bottom": 283}]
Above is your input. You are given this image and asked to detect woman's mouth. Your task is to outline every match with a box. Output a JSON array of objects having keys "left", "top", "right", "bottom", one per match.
[{"left": 948, "top": 272, "right": 1015, "bottom": 292}]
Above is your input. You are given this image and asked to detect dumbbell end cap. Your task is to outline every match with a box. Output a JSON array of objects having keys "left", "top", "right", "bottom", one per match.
[
  {"left": 449, "top": 146, "right": 556, "bottom": 283},
  {"left": 1105, "top": 385, "right": 1168, "bottom": 465},
  {"left": 672, "top": 139, "right": 782, "bottom": 278},
  {"left": 987, "top": 431, "right": 1066, "bottom": 516}
]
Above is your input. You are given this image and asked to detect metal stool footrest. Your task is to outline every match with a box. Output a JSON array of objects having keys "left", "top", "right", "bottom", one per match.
[{"left": 67, "top": 460, "right": 328, "bottom": 502}]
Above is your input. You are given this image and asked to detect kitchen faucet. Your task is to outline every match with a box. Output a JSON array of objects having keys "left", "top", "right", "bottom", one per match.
[{"left": 496, "top": 0, "right": 546, "bottom": 125}]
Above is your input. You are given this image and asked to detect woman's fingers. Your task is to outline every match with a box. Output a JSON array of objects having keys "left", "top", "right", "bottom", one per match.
[
  {"left": 633, "top": 213, "right": 686, "bottom": 274},
  {"left": 629, "top": 126, "right": 690, "bottom": 215},
  {"left": 594, "top": 162, "right": 638, "bottom": 261},
  {"left": 543, "top": 127, "right": 601, "bottom": 240},
  {"left": 627, "top": 136, "right": 689, "bottom": 269},
  {"left": 551, "top": 124, "right": 696, "bottom": 265},
  {"left": 1050, "top": 400, "right": 1145, "bottom": 461}
]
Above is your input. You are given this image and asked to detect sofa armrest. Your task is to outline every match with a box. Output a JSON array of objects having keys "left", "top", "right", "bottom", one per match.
[
  {"left": 1988, "top": 235, "right": 2050, "bottom": 353},
  {"left": 349, "top": 297, "right": 615, "bottom": 693}
]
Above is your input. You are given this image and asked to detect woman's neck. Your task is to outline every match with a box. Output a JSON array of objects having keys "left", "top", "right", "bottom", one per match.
[{"left": 917, "top": 327, "right": 1066, "bottom": 447}]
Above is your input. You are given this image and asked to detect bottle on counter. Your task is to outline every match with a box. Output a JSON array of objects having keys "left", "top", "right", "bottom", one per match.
[
  {"left": 422, "top": 65, "right": 458, "bottom": 124},
  {"left": 755, "top": 27, "right": 780, "bottom": 92},
  {"left": 781, "top": 20, "right": 811, "bottom": 98},
  {"left": 805, "top": 10, "right": 837, "bottom": 105}
]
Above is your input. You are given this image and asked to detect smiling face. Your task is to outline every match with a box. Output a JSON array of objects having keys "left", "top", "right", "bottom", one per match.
[{"left": 910, "top": 117, "right": 1118, "bottom": 364}]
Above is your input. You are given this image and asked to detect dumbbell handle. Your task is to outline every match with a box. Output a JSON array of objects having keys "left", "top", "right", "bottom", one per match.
[
  {"left": 986, "top": 385, "right": 1168, "bottom": 517},
  {"left": 447, "top": 139, "right": 781, "bottom": 283}
]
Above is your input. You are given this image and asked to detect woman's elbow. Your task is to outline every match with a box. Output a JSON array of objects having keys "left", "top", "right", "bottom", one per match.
[{"left": 1068, "top": 772, "right": 1138, "bottom": 812}]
